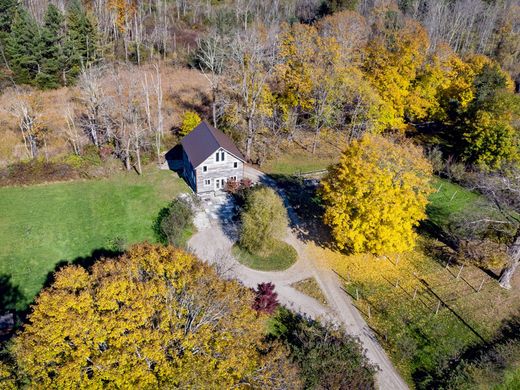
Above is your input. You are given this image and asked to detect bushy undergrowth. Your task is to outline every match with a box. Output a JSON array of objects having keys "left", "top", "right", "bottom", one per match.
[
  {"left": 154, "top": 197, "right": 195, "bottom": 248},
  {"left": 268, "top": 307, "right": 377, "bottom": 389},
  {"left": 0, "top": 159, "right": 81, "bottom": 186}
]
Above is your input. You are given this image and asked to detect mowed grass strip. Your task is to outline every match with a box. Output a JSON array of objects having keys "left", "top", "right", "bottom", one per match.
[
  {"left": 263, "top": 152, "right": 336, "bottom": 176},
  {"left": 232, "top": 240, "right": 297, "bottom": 271},
  {"left": 0, "top": 168, "right": 188, "bottom": 308}
]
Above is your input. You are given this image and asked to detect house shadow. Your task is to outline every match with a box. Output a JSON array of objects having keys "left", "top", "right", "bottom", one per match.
[{"left": 164, "top": 144, "right": 184, "bottom": 172}]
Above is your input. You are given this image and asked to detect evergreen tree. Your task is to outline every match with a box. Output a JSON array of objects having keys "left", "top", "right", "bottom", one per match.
[
  {"left": 0, "top": 0, "right": 18, "bottom": 35},
  {"left": 64, "top": 0, "right": 98, "bottom": 83},
  {"left": 35, "top": 4, "right": 65, "bottom": 88},
  {"left": 5, "top": 8, "right": 40, "bottom": 84}
]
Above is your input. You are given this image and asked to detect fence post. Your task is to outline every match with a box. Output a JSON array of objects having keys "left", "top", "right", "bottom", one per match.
[
  {"left": 413, "top": 287, "right": 418, "bottom": 300},
  {"left": 367, "top": 304, "right": 371, "bottom": 319},
  {"left": 435, "top": 300, "right": 441, "bottom": 315},
  {"left": 456, "top": 264, "right": 464, "bottom": 280},
  {"left": 478, "top": 277, "right": 486, "bottom": 292},
  {"left": 356, "top": 288, "right": 359, "bottom": 301}
]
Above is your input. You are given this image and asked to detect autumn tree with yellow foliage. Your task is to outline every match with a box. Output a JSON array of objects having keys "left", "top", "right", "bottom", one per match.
[
  {"left": 320, "top": 135, "right": 433, "bottom": 255},
  {"left": 12, "top": 244, "right": 299, "bottom": 388}
]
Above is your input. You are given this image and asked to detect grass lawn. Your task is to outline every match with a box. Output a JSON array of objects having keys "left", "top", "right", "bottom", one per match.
[
  {"left": 292, "top": 277, "right": 328, "bottom": 306},
  {"left": 0, "top": 168, "right": 189, "bottom": 310},
  {"left": 311, "top": 239, "right": 519, "bottom": 389},
  {"left": 232, "top": 240, "right": 297, "bottom": 271},
  {"left": 262, "top": 152, "right": 336, "bottom": 175},
  {"left": 427, "top": 177, "right": 482, "bottom": 227}
]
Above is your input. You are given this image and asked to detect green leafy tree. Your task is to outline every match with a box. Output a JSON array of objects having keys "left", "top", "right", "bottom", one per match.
[
  {"left": 35, "top": 4, "right": 66, "bottom": 89},
  {"left": 270, "top": 307, "right": 377, "bottom": 389},
  {"left": 5, "top": 8, "right": 40, "bottom": 84},
  {"left": 240, "top": 187, "right": 288, "bottom": 254},
  {"left": 13, "top": 244, "right": 300, "bottom": 388},
  {"left": 154, "top": 197, "right": 194, "bottom": 247},
  {"left": 459, "top": 63, "right": 520, "bottom": 169},
  {"left": 64, "top": 0, "right": 98, "bottom": 82}
]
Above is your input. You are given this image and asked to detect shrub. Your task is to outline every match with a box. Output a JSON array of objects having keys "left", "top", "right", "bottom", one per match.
[
  {"left": 239, "top": 187, "right": 288, "bottom": 254},
  {"left": 0, "top": 159, "right": 80, "bottom": 187},
  {"left": 252, "top": 282, "right": 279, "bottom": 314},
  {"left": 154, "top": 197, "right": 194, "bottom": 247},
  {"left": 179, "top": 111, "right": 201, "bottom": 136},
  {"left": 269, "top": 307, "right": 378, "bottom": 389}
]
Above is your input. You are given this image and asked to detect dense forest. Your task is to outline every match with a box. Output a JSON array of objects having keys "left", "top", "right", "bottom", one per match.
[{"left": 0, "top": 0, "right": 518, "bottom": 169}]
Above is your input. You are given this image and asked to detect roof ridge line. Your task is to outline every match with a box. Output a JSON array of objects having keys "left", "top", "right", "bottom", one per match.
[{"left": 203, "top": 120, "right": 222, "bottom": 149}]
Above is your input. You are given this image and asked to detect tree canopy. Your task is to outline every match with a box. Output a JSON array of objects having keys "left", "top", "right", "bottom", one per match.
[
  {"left": 320, "top": 135, "right": 433, "bottom": 254},
  {"left": 13, "top": 244, "right": 298, "bottom": 388}
]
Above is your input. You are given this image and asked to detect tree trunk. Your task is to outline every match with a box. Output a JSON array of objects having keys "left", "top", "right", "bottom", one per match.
[
  {"left": 312, "top": 128, "right": 320, "bottom": 154},
  {"left": 135, "top": 147, "right": 142, "bottom": 175},
  {"left": 499, "top": 232, "right": 520, "bottom": 289},
  {"left": 245, "top": 117, "right": 253, "bottom": 162},
  {"left": 212, "top": 88, "right": 217, "bottom": 128}
]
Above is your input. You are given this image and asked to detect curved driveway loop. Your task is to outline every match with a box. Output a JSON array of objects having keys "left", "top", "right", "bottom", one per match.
[{"left": 188, "top": 166, "right": 409, "bottom": 390}]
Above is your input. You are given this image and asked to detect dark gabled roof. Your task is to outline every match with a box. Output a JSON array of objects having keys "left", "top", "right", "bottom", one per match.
[{"left": 181, "top": 120, "right": 245, "bottom": 168}]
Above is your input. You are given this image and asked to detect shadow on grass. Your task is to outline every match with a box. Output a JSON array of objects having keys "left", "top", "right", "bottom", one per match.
[
  {"left": 0, "top": 275, "right": 24, "bottom": 314},
  {"left": 0, "top": 274, "right": 25, "bottom": 340},
  {"left": 415, "top": 313, "right": 520, "bottom": 389},
  {"left": 42, "top": 248, "right": 124, "bottom": 291},
  {"left": 265, "top": 174, "right": 332, "bottom": 248},
  {"left": 1, "top": 247, "right": 123, "bottom": 342}
]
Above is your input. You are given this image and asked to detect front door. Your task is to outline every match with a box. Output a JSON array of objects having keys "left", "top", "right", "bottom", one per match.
[{"left": 215, "top": 178, "right": 225, "bottom": 191}]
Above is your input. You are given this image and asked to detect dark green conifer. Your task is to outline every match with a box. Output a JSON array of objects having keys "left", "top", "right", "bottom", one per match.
[
  {"left": 36, "top": 4, "right": 65, "bottom": 88},
  {"left": 64, "top": 0, "right": 98, "bottom": 82},
  {"left": 5, "top": 8, "right": 40, "bottom": 84}
]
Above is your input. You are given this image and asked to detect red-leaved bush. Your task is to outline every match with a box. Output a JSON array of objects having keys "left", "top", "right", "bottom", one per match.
[{"left": 252, "top": 282, "right": 279, "bottom": 314}]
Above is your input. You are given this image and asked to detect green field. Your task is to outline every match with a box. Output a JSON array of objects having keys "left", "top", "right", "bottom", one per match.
[
  {"left": 427, "top": 177, "right": 482, "bottom": 227},
  {"left": 262, "top": 152, "right": 336, "bottom": 175},
  {"left": 0, "top": 168, "right": 188, "bottom": 309}
]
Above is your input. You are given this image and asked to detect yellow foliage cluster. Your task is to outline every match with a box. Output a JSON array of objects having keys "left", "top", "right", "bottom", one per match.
[
  {"left": 364, "top": 20, "right": 429, "bottom": 130},
  {"left": 179, "top": 110, "right": 201, "bottom": 136},
  {"left": 13, "top": 244, "right": 298, "bottom": 388},
  {"left": 320, "top": 135, "right": 433, "bottom": 255}
]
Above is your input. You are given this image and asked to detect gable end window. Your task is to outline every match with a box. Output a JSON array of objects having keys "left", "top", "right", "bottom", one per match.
[
  {"left": 220, "top": 151, "right": 225, "bottom": 161},
  {"left": 204, "top": 179, "right": 211, "bottom": 186},
  {"left": 202, "top": 166, "right": 208, "bottom": 172},
  {"left": 215, "top": 152, "right": 220, "bottom": 162},
  {"left": 233, "top": 162, "right": 238, "bottom": 168}
]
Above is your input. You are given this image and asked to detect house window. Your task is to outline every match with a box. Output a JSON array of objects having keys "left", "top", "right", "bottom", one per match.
[
  {"left": 202, "top": 166, "right": 208, "bottom": 172},
  {"left": 204, "top": 179, "right": 211, "bottom": 186},
  {"left": 220, "top": 151, "right": 225, "bottom": 161},
  {"left": 215, "top": 152, "right": 220, "bottom": 162},
  {"left": 229, "top": 176, "right": 237, "bottom": 181},
  {"left": 233, "top": 162, "right": 238, "bottom": 168}
]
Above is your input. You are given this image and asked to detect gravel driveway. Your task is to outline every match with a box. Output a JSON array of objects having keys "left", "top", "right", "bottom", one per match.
[{"left": 188, "top": 166, "right": 409, "bottom": 390}]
